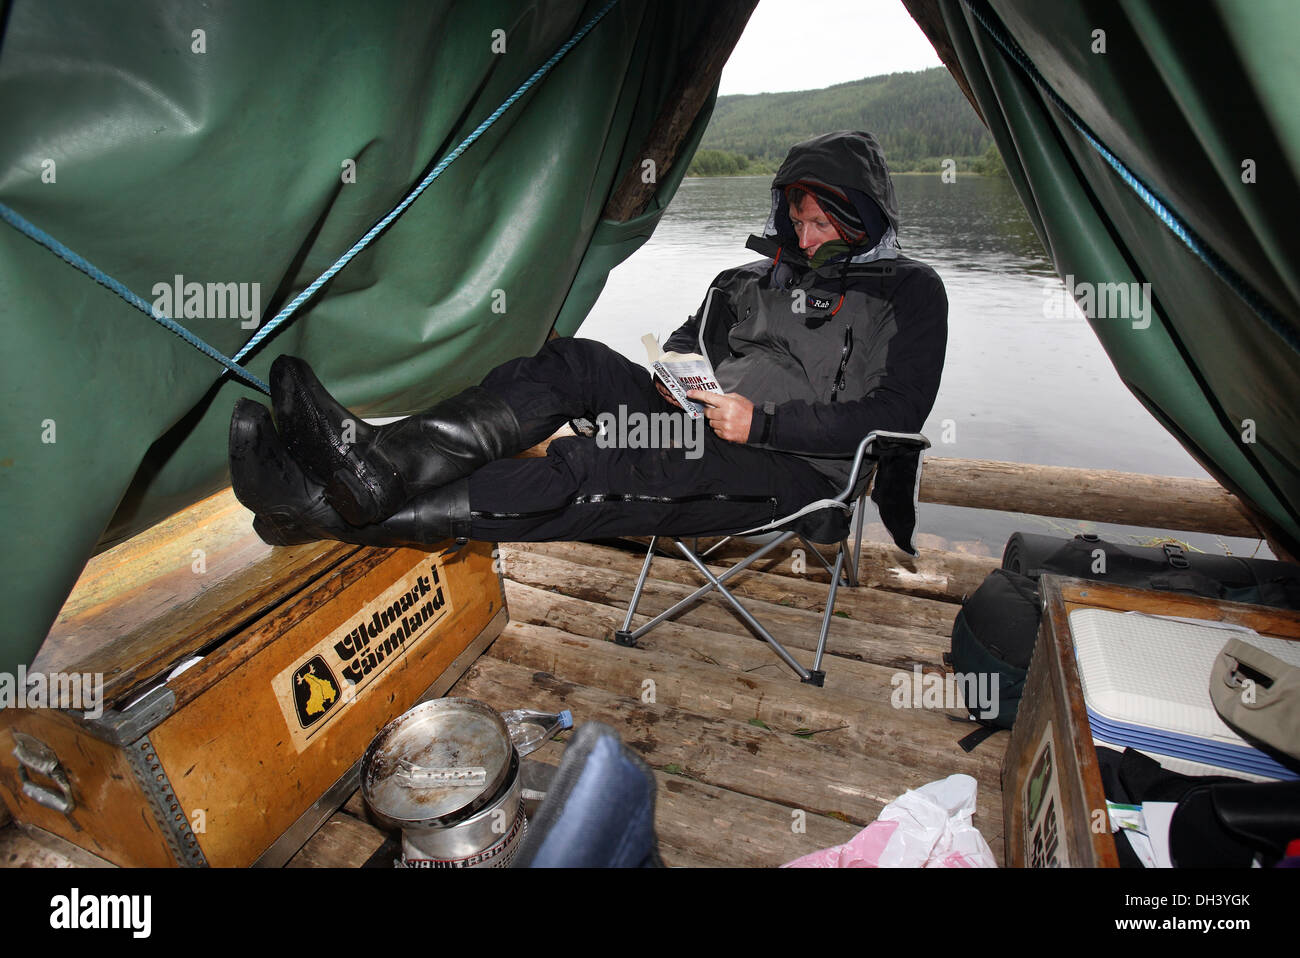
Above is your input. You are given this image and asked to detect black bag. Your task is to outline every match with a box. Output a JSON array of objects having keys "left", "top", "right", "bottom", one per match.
[
  {"left": 947, "top": 533, "right": 1300, "bottom": 750},
  {"left": 948, "top": 569, "right": 1041, "bottom": 738},
  {"left": 1002, "top": 532, "right": 1300, "bottom": 610}
]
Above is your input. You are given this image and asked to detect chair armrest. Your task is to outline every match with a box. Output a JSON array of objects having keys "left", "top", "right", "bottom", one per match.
[
  {"left": 835, "top": 430, "right": 931, "bottom": 501},
  {"left": 727, "top": 432, "right": 930, "bottom": 541}
]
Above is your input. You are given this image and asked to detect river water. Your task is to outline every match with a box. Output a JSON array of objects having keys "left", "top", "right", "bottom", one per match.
[{"left": 578, "top": 174, "right": 1266, "bottom": 558}]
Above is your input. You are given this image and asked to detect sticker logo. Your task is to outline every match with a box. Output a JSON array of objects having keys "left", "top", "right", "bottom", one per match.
[
  {"left": 292, "top": 657, "right": 340, "bottom": 729},
  {"left": 808, "top": 296, "right": 833, "bottom": 310},
  {"left": 1024, "top": 721, "right": 1069, "bottom": 867},
  {"left": 273, "top": 555, "right": 455, "bottom": 750}
]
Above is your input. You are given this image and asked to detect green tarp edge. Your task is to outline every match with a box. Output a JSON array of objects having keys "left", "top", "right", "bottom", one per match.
[
  {"left": 551, "top": 88, "right": 714, "bottom": 338},
  {"left": 926, "top": 0, "right": 1300, "bottom": 552},
  {"left": 0, "top": 0, "right": 719, "bottom": 669}
]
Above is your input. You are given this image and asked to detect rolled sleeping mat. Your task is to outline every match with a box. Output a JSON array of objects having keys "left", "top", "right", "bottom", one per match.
[{"left": 1001, "top": 532, "right": 1300, "bottom": 610}]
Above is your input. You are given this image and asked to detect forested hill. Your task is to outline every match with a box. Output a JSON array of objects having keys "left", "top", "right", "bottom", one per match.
[{"left": 688, "top": 67, "right": 1001, "bottom": 175}]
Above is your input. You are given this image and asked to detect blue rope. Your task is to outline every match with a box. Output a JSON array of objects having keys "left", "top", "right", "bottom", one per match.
[
  {"left": 231, "top": 0, "right": 621, "bottom": 366},
  {"left": 0, "top": 201, "right": 270, "bottom": 392},
  {"left": 961, "top": 0, "right": 1299, "bottom": 354},
  {"left": 0, "top": 0, "right": 620, "bottom": 394}
]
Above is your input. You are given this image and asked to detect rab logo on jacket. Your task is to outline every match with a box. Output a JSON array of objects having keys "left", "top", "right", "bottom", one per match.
[{"left": 292, "top": 657, "right": 340, "bottom": 729}]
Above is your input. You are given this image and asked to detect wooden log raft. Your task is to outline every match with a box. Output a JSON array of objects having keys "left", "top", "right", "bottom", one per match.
[
  {"left": 920, "top": 458, "right": 1261, "bottom": 539},
  {"left": 517, "top": 741, "right": 866, "bottom": 868},
  {"left": 503, "top": 543, "right": 958, "bottom": 636},
  {"left": 614, "top": 536, "right": 999, "bottom": 603},
  {"left": 499, "top": 545, "right": 953, "bottom": 671},
  {"left": 505, "top": 579, "right": 950, "bottom": 690},
  {"left": 489, "top": 618, "right": 1001, "bottom": 787},
  {"left": 453, "top": 654, "right": 1005, "bottom": 850},
  {"left": 288, "top": 744, "right": 867, "bottom": 869}
]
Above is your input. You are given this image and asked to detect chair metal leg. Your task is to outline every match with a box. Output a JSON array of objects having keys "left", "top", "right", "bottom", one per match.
[
  {"left": 843, "top": 493, "right": 867, "bottom": 588},
  {"left": 608, "top": 441, "right": 922, "bottom": 685},
  {"left": 811, "top": 547, "right": 847, "bottom": 676},
  {"left": 614, "top": 536, "right": 657, "bottom": 647},
  {"left": 699, "top": 535, "right": 733, "bottom": 559},
  {"left": 795, "top": 535, "right": 836, "bottom": 576},
  {"left": 614, "top": 531, "right": 834, "bottom": 685},
  {"left": 838, "top": 536, "right": 856, "bottom": 588},
  {"left": 617, "top": 532, "right": 798, "bottom": 647},
  {"left": 672, "top": 541, "right": 815, "bottom": 683}
]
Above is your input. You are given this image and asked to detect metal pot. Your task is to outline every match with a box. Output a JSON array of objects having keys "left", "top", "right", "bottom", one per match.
[
  {"left": 399, "top": 750, "right": 526, "bottom": 866},
  {"left": 361, "top": 697, "right": 571, "bottom": 868}
]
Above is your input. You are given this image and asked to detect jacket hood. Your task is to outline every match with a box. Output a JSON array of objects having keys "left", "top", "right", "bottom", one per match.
[{"left": 756, "top": 131, "right": 902, "bottom": 266}]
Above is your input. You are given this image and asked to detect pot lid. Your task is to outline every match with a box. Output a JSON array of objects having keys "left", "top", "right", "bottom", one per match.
[{"left": 362, "top": 698, "right": 513, "bottom": 828}]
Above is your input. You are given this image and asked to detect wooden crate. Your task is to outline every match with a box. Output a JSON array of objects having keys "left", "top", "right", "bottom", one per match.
[
  {"left": 0, "top": 488, "right": 506, "bottom": 867},
  {"left": 1002, "top": 574, "right": 1300, "bottom": 867}
]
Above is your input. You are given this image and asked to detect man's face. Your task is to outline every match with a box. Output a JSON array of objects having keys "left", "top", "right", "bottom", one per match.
[{"left": 788, "top": 195, "right": 840, "bottom": 259}]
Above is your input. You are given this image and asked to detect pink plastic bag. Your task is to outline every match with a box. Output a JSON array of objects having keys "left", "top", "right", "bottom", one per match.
[{"left": 784, "top": 774, "right": 996, "bottom": 868}]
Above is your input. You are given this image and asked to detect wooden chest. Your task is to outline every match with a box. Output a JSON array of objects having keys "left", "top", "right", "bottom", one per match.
[
  {"left": 0, "top": 488, "right": 506, "bottom": 867},
  {"left": 1002, "top": 574, "right": 1300, "bottom": 867}
]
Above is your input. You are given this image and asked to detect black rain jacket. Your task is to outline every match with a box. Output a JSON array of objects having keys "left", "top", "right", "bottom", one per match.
[{"left": 663, "top": 130, "right": 949, "bottom": 491}]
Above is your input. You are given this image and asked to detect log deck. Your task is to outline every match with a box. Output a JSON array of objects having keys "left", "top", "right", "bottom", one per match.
[
  {"left": 294, "top": 534, "right": 1008, "bottom": 868},
  {"left": 2, "top": 454, "right": 1270, "bottom": 868},
  {"left": 1, "top": 533, "right": 1008, "bottom": 869}
]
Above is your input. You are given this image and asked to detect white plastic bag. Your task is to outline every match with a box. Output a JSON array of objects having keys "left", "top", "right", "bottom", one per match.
[{"left": 784, "top": 773, "right": 997, "bottom": 868}]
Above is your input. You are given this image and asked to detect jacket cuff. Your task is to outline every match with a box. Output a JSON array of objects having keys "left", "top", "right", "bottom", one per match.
[{"left": 747, "top": 402, "right": 775, "bottom": 444}]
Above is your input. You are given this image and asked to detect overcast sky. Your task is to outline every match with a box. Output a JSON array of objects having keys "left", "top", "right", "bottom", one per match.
[{"left": 718, "top": 0, "right": 943, "bottom": 95}]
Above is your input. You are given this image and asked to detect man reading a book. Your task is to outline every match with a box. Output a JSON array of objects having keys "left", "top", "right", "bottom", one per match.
[{"left": 229, "top": 131, "right": 948, "bottom": 551}]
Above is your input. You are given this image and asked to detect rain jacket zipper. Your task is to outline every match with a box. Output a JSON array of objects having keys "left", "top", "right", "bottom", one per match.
[{"left": 831, "top": 324, "right": 853, "bottom": 401}]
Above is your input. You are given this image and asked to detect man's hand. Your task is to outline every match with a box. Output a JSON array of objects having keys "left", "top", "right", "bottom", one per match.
[
  {"left": 689, "top": 390, "right": 754, "bottom": 443},
  {"left": 654, "top": 378, "right": 682, "bottom": 409}
]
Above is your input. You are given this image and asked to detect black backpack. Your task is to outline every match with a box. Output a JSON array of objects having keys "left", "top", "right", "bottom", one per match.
[
  {"left": 948, "top": 533, "right": 1300, "bottom": 751},
  {"left": 946, "top": 569, "right": 1041, "bottom": 746}
]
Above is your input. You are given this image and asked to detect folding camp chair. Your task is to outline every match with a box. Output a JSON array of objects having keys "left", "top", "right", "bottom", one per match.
[{"left": 613, "top": 430, "right": 930, "bottom": 685}]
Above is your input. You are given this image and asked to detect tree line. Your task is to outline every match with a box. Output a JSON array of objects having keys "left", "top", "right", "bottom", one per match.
[{"left": 688, "top": 68, "right": 1005, "bottom": 176}]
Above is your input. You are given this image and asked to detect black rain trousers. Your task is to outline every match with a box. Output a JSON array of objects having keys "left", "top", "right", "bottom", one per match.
[{"left": 465, "top": 338, "right": 838, "bottom": 542}]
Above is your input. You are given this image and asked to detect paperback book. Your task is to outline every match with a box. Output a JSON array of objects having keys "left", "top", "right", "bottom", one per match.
[{"left": 641, "top": 333, "right": 723, "bottom": 419}]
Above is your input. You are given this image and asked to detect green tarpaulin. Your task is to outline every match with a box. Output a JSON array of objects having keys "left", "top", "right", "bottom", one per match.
[
  {"left": 5, "top": 0, "right": 1298, "bottom": 674},
  {"left": 904, "top": 0, "right": 1300, "bottom": 557},
  {"left": 0, "top": 0, "right": 719, "bottom": 670}
]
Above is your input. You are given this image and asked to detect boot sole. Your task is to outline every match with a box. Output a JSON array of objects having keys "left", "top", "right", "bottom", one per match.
[
  {"left": 228, "top": 398, "right": 283, "bottom": 516},
  {"left": 229, "top": 398, "right": 336, "bottom": 546},
  {"left": 271, "top": 356, "right": 389, "bottom": 526}
]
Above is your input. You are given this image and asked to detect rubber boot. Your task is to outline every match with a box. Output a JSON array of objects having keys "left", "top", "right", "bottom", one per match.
[
  {"left": 269, "top": 354, "right": 522, "bottom": 527},
  {"left": 229, "top": 399, "right": 473, "bottom": 550}
]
